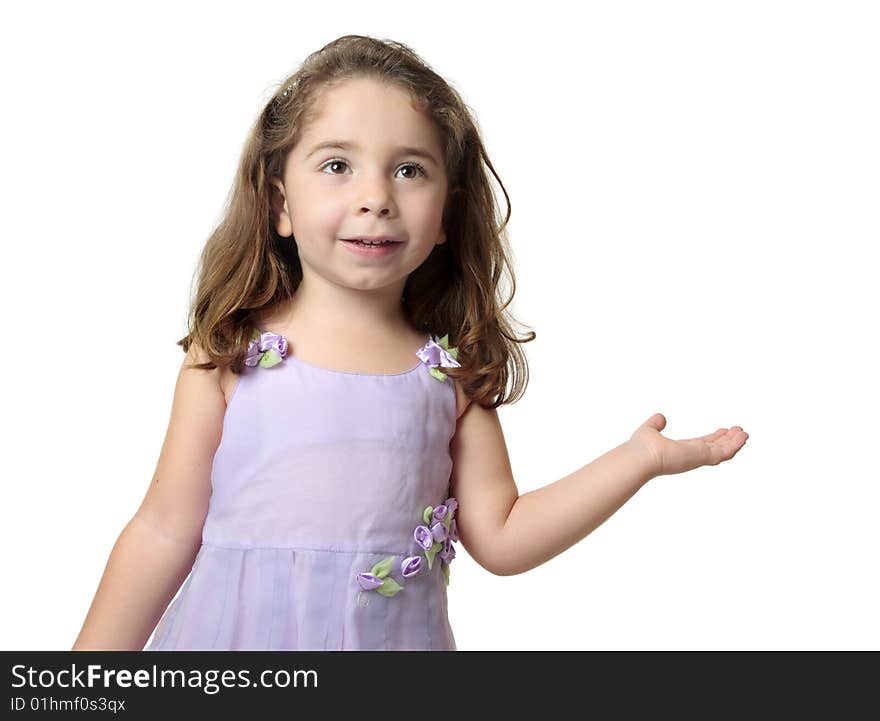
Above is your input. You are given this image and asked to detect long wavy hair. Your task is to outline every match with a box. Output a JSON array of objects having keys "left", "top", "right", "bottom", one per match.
[{"left": 181, "top": 34, "right": 535, "bottom": 408}]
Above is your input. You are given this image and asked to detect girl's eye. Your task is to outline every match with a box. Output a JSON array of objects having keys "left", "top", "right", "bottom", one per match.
[{"left": 319, "top": 159, "right": 427, "bottom": 179}]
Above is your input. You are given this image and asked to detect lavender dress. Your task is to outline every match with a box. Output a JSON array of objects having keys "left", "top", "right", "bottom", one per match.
[{"left": 145, "top": 328, "right": 463, "bottom": 651}]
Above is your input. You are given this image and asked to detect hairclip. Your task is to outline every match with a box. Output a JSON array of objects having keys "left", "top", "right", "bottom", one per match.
[{"left": 281, "top": 79, "right": 299, "bottom": 98}]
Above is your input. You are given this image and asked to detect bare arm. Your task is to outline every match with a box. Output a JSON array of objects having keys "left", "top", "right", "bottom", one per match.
[
  {"left": 72, "top": 516, "right": 202, "bottom": 650},
  {"left": 72, "top": 342, "right": 226, "bottom": 650},
  {"left": 494, "top": 440, "right": 654, "bottom": 576},
  {"left": 449, "top": 401, "right": 747, "bottom": 578}
]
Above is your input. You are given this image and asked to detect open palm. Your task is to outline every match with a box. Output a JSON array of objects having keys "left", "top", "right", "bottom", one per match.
[{"left": 630, "top": 413, "right": 749, "bottom": 477}]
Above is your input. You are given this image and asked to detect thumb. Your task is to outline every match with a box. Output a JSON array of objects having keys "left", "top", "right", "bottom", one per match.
[{"left": 639, "top": 412, "right": 666, "bottom": 432}]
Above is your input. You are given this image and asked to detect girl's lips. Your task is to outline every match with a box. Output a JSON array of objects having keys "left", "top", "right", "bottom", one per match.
[
  {"left": 341, "top": 235, "right": 400, "bottom": 243},
  {"left": 340, "top": 238, "right": 404, "bottom": 258}
]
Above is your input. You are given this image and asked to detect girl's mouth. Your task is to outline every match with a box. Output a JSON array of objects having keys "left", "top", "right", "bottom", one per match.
[{"left": 340, "top": 239, "right": 404, "bottom": 258}]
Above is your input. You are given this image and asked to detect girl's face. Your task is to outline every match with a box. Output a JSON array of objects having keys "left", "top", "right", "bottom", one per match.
[{"left": 271, "top": 77, "right": 448, "bottom": 295}]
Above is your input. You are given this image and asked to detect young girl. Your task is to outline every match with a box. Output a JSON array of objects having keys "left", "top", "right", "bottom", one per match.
[{"left": 73, "top": 34, "right": 748, "bottom": 651}]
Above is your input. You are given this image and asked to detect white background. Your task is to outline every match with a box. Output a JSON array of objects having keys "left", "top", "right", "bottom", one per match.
[{"left": 1, "top": 0, "right": 877, "bottom": 650}]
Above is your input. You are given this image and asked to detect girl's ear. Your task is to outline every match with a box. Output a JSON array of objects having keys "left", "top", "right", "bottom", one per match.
[{"left": 269, "top": 178, "right": 293, "bottom": 237}]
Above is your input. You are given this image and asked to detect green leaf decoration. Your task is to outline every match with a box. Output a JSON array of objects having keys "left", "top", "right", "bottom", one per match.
[
  {"left": 429, "top": 367, "right": 448, "bottom": 382},
  {"left": 443, "top": 514, "right": 451, "bottom": 532},
  {"left": 422, "top": 506, "right": 434, "bottom": 524},
  {"left": 424, "top": 541, "right": 442, "bottom": 570},
  {"left": 259, "top": 349, "right": 282, "bottom": 368},
  {"left": 370, "top": 556, "right": 396, "bottom": 579},
  {"left": 441, "top": 562, "right": 450, "bottom": 586},
  {"left": 250, "top": 328, "right": 261, "bottom": 341},
  {"left": 435, "top": 333, "right": 459, "bottom": 361},
  {"left": 375, "top": 576, "right": 404, "bottom": 597}
]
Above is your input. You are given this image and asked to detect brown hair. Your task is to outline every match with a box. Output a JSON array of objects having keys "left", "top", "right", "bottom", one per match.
[{"left": 180, "top": 34, "right": 535, "bottom": 408}]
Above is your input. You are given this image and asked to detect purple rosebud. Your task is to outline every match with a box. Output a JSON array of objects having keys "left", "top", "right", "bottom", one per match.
[
  {"left": 439, "top": 537, "right": 457, "bottom": 563},
  {"left": 445, "top": 497, "right": 458, "bottom": 517},
  {"left": 258, "top": 331, "right": 288, "bottom": 358},
  {"left": 245, "top": 339, "right": 263, "bottom": 367},
  {"left": 415, "top": 340, "right": 442, "bottom": 367},
  {"left": 432, "top": 504, "right": 448, "bottom": 523},
  {"left": 413, "top": 525, "right": 433, "bottom": 550},
  {"left": 246, "top": 331, "right": 288, "bottom": 366},
  {"left": 401, "top": 555, "right": 422, "bottom": 578},
  {"left": 431, "top": 521, "right": 448, "bottom": 543},
  {"left": 257, "top": 332, "right": 273, "bottom": 352},
  {"left": 272, "top": 335, "right": 289, "bottom": 357},
  {"left": 416, "top": 340, "right": 461, "bottom": 370},
  {"left": 356, "top": 572, "right": 384, "bottom": 591},
  {"left": 449, "top": 518, "right": 459, "bottom": 542}
]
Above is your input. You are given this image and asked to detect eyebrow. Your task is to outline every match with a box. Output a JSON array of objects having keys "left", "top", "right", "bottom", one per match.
[{"left": 306, "top": 140, "right": 440, "bottom": 166}]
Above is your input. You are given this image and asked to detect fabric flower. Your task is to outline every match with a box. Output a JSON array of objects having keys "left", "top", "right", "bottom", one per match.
[
  {"left": 245, "top": 329, "right": 288, "bottom": 368},
  {"left": 435, "top": 497, "right": 459, "bottom": 585},
  {"left": 416, "top": 498, "right": 460, "bottom": 574},
  {"left": 354, "top": 555, "right": 403, "bottom": 597},
  {"left": 356, "top": 572, "right": 385, "bottom": 591},
  {"left": 439, "top": 537, "right": 456, "bottom": 564},
  {"left": 413, "top": 525, "right": 434, "bottom": 551},
  {"left": 355, "top": 497, "right": 461, "bottom": 605},
  {"left": 442, "top": 498, "right": 459, "bottom": 584},
  {"left": 430, "top": 521, "right": 448, "bottom": 543},
  {"left": 401, "top": 555, "right": 422, "bottom": 578},
  {"left": 416, "top": 334, "right": 461, "bottom": 382}
]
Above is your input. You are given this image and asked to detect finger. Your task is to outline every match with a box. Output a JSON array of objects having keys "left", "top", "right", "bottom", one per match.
[
  {"left": 724, "top": 427, "right": 748, "bottom": 450},
  {"left": 731, "top": 429, "right": 749, "bottom": 454},
  {"left": 641, "top": 413, "right": 667, "bottom": 432},
  {"left": 684, "top": 428, "right": 728, "bottom": 444},
  {"left": 710, "top": 428, "right": 748, "bottom": 464},
  {"left": 703, "top": 428, "right": 729, "bottom": 442}
]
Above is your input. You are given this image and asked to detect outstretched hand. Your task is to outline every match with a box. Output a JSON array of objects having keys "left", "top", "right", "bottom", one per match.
[{"left": 630, "top": 413, "right": 748, "bottom": 477}]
